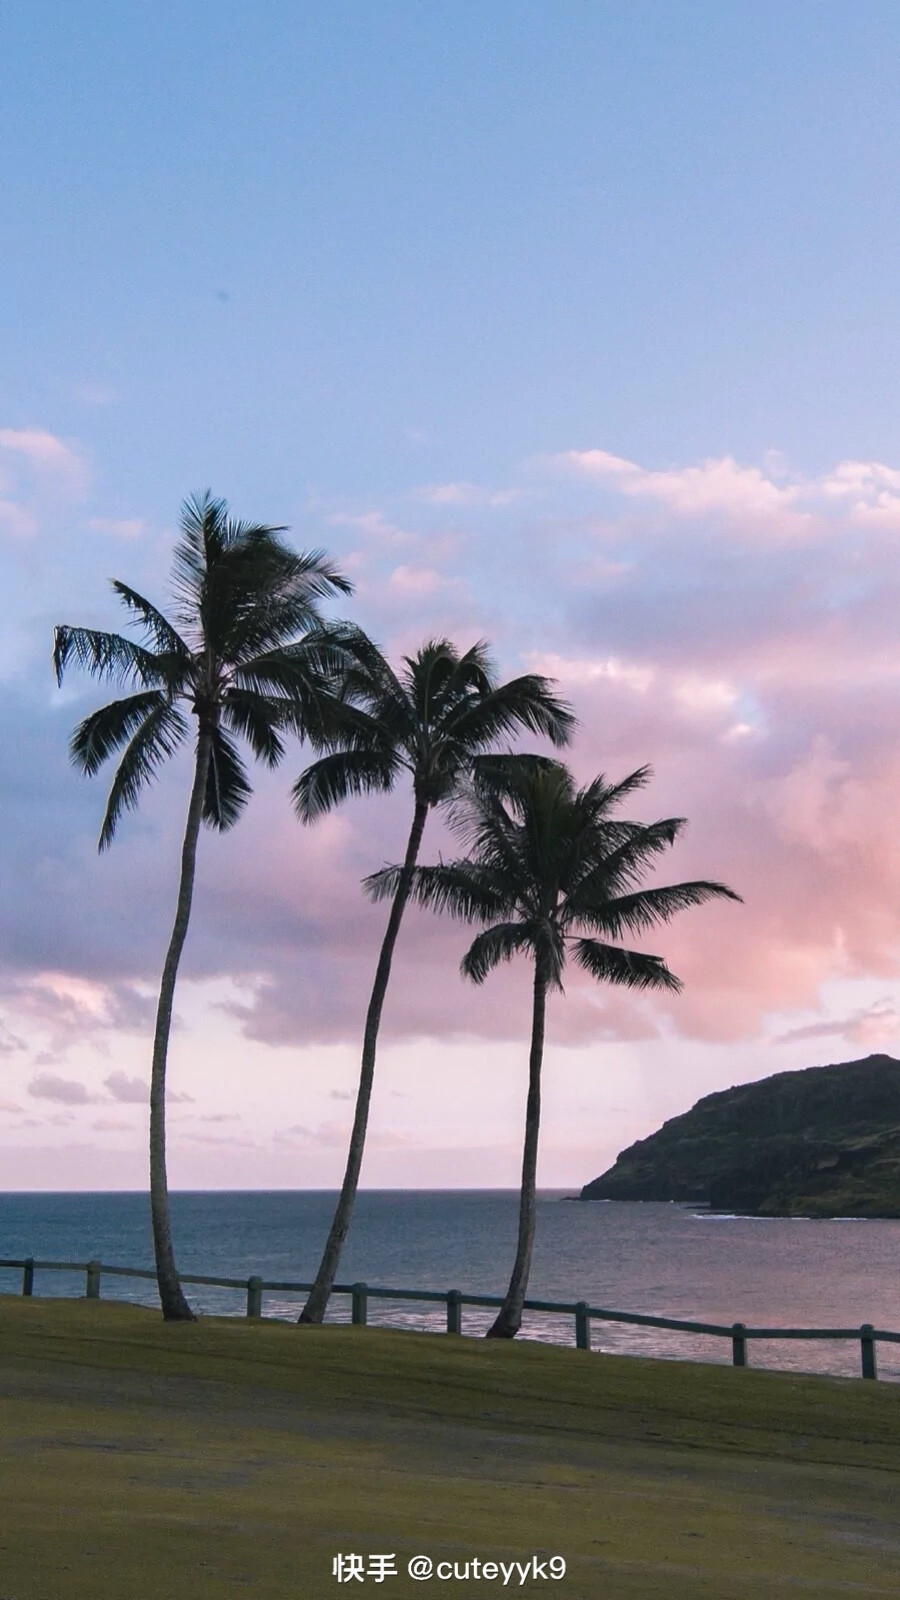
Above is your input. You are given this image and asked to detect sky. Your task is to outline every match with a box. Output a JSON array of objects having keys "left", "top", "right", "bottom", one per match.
[{"left": 1, "top": 2, "right": 899, "bottom": 1191}]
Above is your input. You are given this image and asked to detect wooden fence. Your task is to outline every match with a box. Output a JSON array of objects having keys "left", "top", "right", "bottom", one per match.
[{"left": 2, "top": 1255, "right": 898, "bottom": 1380}]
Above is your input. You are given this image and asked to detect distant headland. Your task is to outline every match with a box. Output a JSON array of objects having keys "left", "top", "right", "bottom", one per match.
[{"left": 580, "top": 1053, "right": 900, "bottom": 1218}]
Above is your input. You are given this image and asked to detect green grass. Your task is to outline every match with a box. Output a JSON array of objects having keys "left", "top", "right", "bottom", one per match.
[{"left": 1, "top": 1297, "right": 899, "bottom": 1599}]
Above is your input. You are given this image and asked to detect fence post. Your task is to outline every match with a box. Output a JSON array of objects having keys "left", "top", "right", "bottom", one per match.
[
  {"left": 85, "top": 1260, "right": 101, "bottom": 1300},
  {"left": 446, "top": 1288, "right": 462, "bottom": 1335},
  {"left": 351, "top": 1282, "right": 368, "bottom": 1326},
  {"left": 731, "top": 1322, "right": 747, "bottom": 1367},
  {"left": 860, "top": 1324, "right": 877, "bottom": 1380},
  {"left": 575, "top": 1301, "right": 591, "bottom": 1351},
  {"left": 22, "top": 1258, "right": 34, "bottom": 1297},
  {"left": 246, "top": 1275, "right": 263, "bottom": 1319}
]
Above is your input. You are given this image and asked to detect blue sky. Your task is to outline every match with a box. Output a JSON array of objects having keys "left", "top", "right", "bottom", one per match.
[
  {"left": 2, "top": 4, "right": 899, "bottom": 1188},
  {"left": 7, "top": 2, "right": 900, "bottom": 502}
]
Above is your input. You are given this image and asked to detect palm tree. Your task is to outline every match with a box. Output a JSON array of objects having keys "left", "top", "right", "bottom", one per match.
[
  {"left": 373, "top": 760, "right": 741, "bottom": 1338},
  {"left": 294, "top": 636, "right": 575, "bottom": 1322},
  {"left": 53, "top": 492, "right": 352, "bottom": 1320}
]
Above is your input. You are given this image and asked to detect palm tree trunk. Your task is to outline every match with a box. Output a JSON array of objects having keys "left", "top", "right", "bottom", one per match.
[
  {"left": 487, "top": 959, "right": 548, "bottom": 1339},
  {"left": 149, "top": 722, "right": 213, "bottom": 1322},
  {"left": 300, "top": 797, "right": 430, "bottom": 1324}
]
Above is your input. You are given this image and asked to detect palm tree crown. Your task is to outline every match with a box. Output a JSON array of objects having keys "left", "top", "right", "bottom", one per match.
[
  {"left": 293, "top": 634, "right": 575, "bottom": 820},
  {"left": 54, "top": 491, "right": 353, "bottom": 847},
  {"left": 376, "top": 760, "right": 738, "bottom": 991}
]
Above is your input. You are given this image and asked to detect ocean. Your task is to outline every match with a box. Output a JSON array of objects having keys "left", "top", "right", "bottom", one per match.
[{"left": 2, "top": 1189, "right": 899, "bottom": 1380}]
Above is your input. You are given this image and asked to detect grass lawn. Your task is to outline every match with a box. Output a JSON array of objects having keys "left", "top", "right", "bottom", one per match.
[{"left": 1, "top": 1296, "right": 899, "bottom": 1599}]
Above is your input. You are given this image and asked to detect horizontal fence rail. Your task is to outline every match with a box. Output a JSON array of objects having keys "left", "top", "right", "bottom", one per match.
[{"left": 2, "top": 1256, "right": 897, "bottom": 1381}]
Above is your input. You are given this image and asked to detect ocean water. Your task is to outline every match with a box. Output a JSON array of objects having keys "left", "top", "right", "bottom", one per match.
[{"left": 2, "top": 1189, "right": 899, "bottom": 1381}]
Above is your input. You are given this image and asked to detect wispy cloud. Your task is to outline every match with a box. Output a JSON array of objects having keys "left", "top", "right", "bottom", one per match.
[
  {"left": 416, "top": 481, "right": 518, "bottom": 508},
  {"left": 279, "top": 1119, "right": 411, "bottom": 1149},
  {"left": 0, "top": 428, "right": 88, "bottom": 496},
  {"left": 773, "top": 999, "right": 900, "bottom": 1048},
  {"left": 326, "top": 509, "right": 415, "bottom": 547},
  {"left": 85, "top": 516, "right": 144, "bottom": 540},
  {"left": 0, "top": 426, "right": 89, "bottom": 544},
  {"left": 552, "top": 448, "right": 813, "bottom": 535},
  {"left": 387, "top": 563, "right": 452, "bottom": 597},
  {"left": 549, "top": 445, "right": 900, "bottom": 548}
]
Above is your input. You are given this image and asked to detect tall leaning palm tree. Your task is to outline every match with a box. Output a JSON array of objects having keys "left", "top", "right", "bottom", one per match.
[
  {"left": 295, "top": 636, "right": 575, "bottom": 1322},
  {"left": 54, "top": 492, "right": 352, "bottom": 1321},
  {"left": 374, "top": 760, "right": 741, "bottom": 1339}
]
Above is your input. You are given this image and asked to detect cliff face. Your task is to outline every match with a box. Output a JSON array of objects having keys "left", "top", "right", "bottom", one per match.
[{"left": 580, "top": 1054, "right": 900, "bottom": 1217}]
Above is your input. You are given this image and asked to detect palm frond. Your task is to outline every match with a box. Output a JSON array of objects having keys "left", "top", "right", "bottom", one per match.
[
  {"left": 468, "top": 752, "right": 562, "bottom": 799},
  {"left": 225, "top": 592, "right": 340, "bottom": 664},
  {"left": 570, "top": 879, "right": 742, "bottom": 940},
  {"left": 337, "top": 627, "right": 408, "bottom": 707},
  {"left": 571, "top": 938, "right": 683, "bottom": 992},
  {"left": 442, "top": 785, "right": 535, "bottom": 907},
  {"left": 576, "top": 765, "right": 654, "bottom": 816},
  {"left": 367, "top": 859, "right": 512, "bottom": 921},
  {"left": 293, "top": 748, "right": 402, "bottom": 822},
  {"left": 447, "top": 673, "right": 576, "bottom": 751},
  {"left": 70, "top": 690, "right": 181, "bottom": 776},
  {"left": 363, "top": 864, "right": 404, "bottom": 903},
  {"left": 170, "top": 491, "right": 228, "bottom": 617},
  {"left": 203, "top": 726, "right": 252, "bottom": 830},
  {"left": 405, "top": 638, "right": 464, "bottom": 715},
  {"left": 232, "top": 636, "right": 345, "bottom": 701},
  {"left": 215, "top": 543, "right": 352, "bottom": 662},
  {"left": 565, "top": 817, "right": 687, "bottom": 908},
  {"left": 461, "top": 922, "right": 537, "bottom": 984},
  {"left": 293, "top": 694, "right": 406, "bottom": 757},
  {"left": 446, "top": 639, "right": 495, "bottom": 697},
  {"left": 221, "top": 689, "right": 286, "bottom": 768},
  {"left": 109, "top": 582, "right": 191, "bottom": 660},
  {"left": 97, "top": 700, "right": 189, "bottom": 850},
  {"left": 53, "top": 626, "right": 167, "bottom": 689},
  {"left": 232, "top": 528, "right": 353, "bottom": 601}
]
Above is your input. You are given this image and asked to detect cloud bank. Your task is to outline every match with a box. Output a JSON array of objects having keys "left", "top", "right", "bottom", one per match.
[{"left": 1, "top": 440, "right": 898, "bottom": 1105}]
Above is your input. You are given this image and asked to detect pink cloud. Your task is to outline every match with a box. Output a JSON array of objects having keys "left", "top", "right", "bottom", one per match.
[
  {"left": 4, "top": 437, "right": 898, "bottom": 1078},
  {"left": 0, "top": 973, "right": 158, "bottom": 1055},
  {"left": 387, "top": 564, "right": 449, "bottom": 596},
  {"left": 822, "top": 459, "right": 900, "bottom": 497},
  {"left": 0, "top": 427, "right": 88, "bottom": 495},
  {"left": 554, "top": 448, "right": 813, "bottom": 535}
]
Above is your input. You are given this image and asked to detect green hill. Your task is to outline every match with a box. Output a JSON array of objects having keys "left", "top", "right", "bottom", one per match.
[{"left": 580, "top": 1053, "right": 900, "bottom": 1217}]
